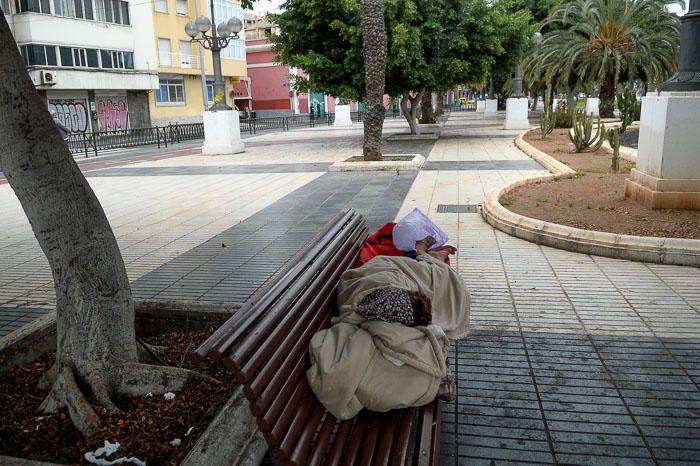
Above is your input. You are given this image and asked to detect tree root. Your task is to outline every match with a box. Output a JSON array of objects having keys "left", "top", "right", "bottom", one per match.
[
  {"left": 39, "top": 366, "right": 100, "bottom": 437},
  {"left": 38, "top": 361, "right": 218, "bottom": 438},
  {"left": 115, "top": 361, "right": 218, "bottom": 397}
]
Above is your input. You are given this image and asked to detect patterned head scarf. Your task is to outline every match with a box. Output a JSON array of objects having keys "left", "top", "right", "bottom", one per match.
[{"left": 357, "top": 287, "right": 415, "bottom": 326}]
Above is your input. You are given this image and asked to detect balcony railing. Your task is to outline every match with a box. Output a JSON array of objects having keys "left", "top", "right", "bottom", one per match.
[{"left": 159, "top": 53, "right": 199, "bottom": 69}]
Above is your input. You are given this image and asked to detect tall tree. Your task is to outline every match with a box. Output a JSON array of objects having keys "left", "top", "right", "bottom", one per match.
[
  {"left": 0, "top": 16, "right": 205, "bottom": 437},
  {"left": 360, "top": 0, "right": 388, "bottom": 160},
  {"left": 541, "top": 0, "right": 682, "bottom": 117}
]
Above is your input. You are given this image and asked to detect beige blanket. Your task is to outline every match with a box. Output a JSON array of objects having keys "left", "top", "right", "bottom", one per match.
[{"left": 306, "top": 254, "right": 469, "bottom": 420}]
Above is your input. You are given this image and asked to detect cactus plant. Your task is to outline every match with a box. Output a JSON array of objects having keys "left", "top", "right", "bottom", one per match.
[
  {"left": 615, "top": 87, "right": 641, "bottom": 134},
  {"left": 540, "top": 88, "right": 555, "bottom": 139},
  {"left": 569, "top": 111, "right": 606, "bottom": 152},
  {"left": 606, "top": 127, "right": 621, "bottom": 171}
]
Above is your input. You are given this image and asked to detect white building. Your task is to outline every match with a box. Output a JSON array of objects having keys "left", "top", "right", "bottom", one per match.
[{"left": 3, "top": 0, "right": 158, "bottom": 132}]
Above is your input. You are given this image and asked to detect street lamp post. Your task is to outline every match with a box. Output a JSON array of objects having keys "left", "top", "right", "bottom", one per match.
[
  {"left": 184, "top": 6, "right": 245, "bottom": 154},
  {"left": 185, "top": 8, "right": 243, "bottom": 111},
  {"left": 659, "top": 0, "right": 700, "bottom": 92},
  {"left": 504, "top": 32, "right": 542, "bottom": 129}
]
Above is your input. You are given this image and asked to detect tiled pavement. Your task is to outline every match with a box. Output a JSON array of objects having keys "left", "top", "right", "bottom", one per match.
[{"left": 1, "top": 112, "right": 700, "bottom": 464}]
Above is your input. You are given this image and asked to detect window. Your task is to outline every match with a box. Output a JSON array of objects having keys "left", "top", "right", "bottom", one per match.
[
  {"left": 53, "top": 0, "right": 73, "bottom": 16},
  {"left": 86, "top": 48, "right": 99, "bottom": 67},
  {"left": 15, "top": 0, "right": 50, "bottom": 13},
  {"left": 155, "top": 78, "right": 185, "bottom": 104},
  {"left": 155, "top": 0, "right": 167, "bottom": 12},
  {"left": 73, "top": 48, "right": 88, "bottom": 67},
  {"left": 209, "top": 0, "right": 245, "bottom": 60},
  {"left": 1, "top": 0, "right": 11, "bottom": 14},
  {"left": 59, "top": 46, "right": 73, "bottom": 66},
  {"left": 100, "top": 49, "right": 112, "bottom": 67},
  {"left": 206, "top": 80, "right": 214, "bottom": 102},
  {"left": 120, "top": 1, "right": 128, "bottom": 24},
  {"left": 19, "top": 44, "right": 57, "bottom": 66},
  {"left": 94, "top": 0, "right": 128, "bottom": 24},
  {"left": 158, "top": 38, "right": 171, "bottom": 66},
  {"left": 175, "top": 0, "right": 186, "bottom": 14},
  {"left": 179, "top": 40, "right": 193, "bottom": 68}
]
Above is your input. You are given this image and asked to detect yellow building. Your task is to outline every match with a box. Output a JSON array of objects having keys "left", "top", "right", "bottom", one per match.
[{"left": 149, "top": 0, "right": 250, "bottom": 125}]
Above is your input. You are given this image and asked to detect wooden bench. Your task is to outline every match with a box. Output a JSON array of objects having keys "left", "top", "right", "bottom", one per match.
[{"left": 193, "top": 209, "right": 441, "bottom": 466}]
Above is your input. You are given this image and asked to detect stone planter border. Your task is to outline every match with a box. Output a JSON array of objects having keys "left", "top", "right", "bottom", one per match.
[
  {"left": 483, "top": 131, "right": 700, "bottom": 267},
  {"left": 0, "top": 301, "right": 267, "bottom": 466},
  {"left": 328, "top": 154, "right": 425, "bottom": 172},
  {"left": 386, "top": 132, "right": 439, "bottom": 141}
]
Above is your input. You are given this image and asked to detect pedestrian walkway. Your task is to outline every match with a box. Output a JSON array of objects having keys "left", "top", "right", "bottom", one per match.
[{"left": 1, "top": 112, "right": 699, "bottom": 464}]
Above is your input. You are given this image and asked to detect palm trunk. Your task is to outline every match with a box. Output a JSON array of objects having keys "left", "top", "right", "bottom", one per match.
[
  {"left": 360, "top": 0, "right": 387, "bottom": 161},
  {"left": 599, "top": 71, "right": 616, "bottom": 118}
]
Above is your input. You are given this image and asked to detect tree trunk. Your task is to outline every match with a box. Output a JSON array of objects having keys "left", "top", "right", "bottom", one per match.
[
  {"left": 530, "top": 91, "right": 539, "bottom": 111},
  {"left": 0, "top": 16, "right": 205, "bottom": 437},
  {"left": 436, "top": 91, "right": 444, "bottom": 114},
  {"left": 401, "top": 90, "right": 425, "bottom": 135},
  {"left": 566, "top": 86, "right": 576, "bottom": 112},
  {"left": 360, "top": 0, "right": 387, "bottom": 161},
  {"left": 599, "top": 71, "right": 616, "bottom": 118},
  {"left": 418, "top": 89, "right": 434, "bottom": 124}
]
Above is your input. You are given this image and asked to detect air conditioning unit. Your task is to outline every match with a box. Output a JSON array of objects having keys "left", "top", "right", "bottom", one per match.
[{"left": 40, "top": 70, "right": 57, "bottom": 85}]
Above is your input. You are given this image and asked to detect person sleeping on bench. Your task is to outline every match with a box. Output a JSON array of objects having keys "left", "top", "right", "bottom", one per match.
[{"left": 307, "top": 234, "right": 469, "bottom": 420}]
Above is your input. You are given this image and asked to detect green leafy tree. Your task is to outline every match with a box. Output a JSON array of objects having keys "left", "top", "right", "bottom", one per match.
[
  {"left": 539, "top": 0, "right": 682, "bottom": 117},
  {"left": 272, "top": 0, "right": 533, "bottom": 134}
]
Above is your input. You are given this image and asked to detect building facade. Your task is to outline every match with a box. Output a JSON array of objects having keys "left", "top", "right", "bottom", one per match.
[
  {"left": 4, "top": 0, "right": 159, "bottom": 132},
  {"left": 149, "top": 0, "right": 249, "bottom": 125}
]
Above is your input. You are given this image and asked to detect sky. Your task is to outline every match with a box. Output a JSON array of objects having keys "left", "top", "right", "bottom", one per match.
[{"left": 251, "top": 0, "right": 689, "bottom": 16}]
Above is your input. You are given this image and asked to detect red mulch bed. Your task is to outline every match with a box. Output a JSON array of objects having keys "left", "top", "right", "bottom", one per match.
[{"left": 0, "top": 329, "right": 235, "bottom": 465}]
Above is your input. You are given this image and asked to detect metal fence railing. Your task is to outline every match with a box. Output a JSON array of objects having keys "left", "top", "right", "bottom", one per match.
[
  {"left": 66, "top": 109, "right": 410, "bottom": 157},
  {"left": 67, "top": 122, "right": 204, "bottom": 158}
]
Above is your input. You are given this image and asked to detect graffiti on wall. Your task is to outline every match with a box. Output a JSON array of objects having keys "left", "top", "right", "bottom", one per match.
[
  {"left": 97, "top": 98, "right": 129, "bottom": 131},
  {"left": 49, "top": 99, "right": 89, "bottom": 133}
]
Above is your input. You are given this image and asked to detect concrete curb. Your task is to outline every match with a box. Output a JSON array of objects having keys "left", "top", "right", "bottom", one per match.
[
  {"left": 483, "top": 131, "right": 700, "bottom": 267},
  {"left": 514, "top": 132, "right": 576, "bottom": 177}
]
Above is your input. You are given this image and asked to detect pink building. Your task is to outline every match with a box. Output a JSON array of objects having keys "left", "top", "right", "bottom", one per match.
[{"left": 246, "top": 38, "right": 308, "bottom": 116}]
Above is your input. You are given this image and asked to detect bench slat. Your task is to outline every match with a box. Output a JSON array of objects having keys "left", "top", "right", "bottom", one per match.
[
  {"left": 305, "top": 414, "right": 337, "bottom": 466},
  {"left": 233, "top": 224, "right": 365, "bottom": 382},
  {"left": 323, "top": 419, "right": 353, "bottom": 466},
  {"left": 262, "top": 377, "right": 307, "bottom": 440},
  {"left": 339, "top": 416, "right": 368, "bottom": 466},
  {"left": 414, "top": 400, "right": 440, "bottom": 466},
  {"left": 273, "top": 387, "right": 319, "bottom": 459},
  {"left": 391, "top": 409, "right": 415, "bottom": 466},
  {"left": 288, "top": 402, "right": 326, "bottom": 465},
  {"left": 357, "top": 415, "right": 383, "bottom": 465},
  {"left": 373, "top": 411, "right": 400, "bottom": 466}
]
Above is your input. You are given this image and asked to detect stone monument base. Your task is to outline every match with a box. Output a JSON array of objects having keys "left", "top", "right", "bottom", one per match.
[
  {"left": 483, "top": 99, "right": 498, "bottom": 116},
  {"left": 625, "top": 169, "right": 700, "bottom": 209},
  {"left": 504, "top": 97, "right": 530, "bottom": 130},
  {"left": 202, "top": 110, "right": 245, "bottom": 155},
  {"left": 624, "top": 93, "right": 700, "bottom": 210},
  {"left": 333, "top": 104, "right": 353, "bottom": 127},
  {"left": 475, "top": 100, "right": 486, "bottom": 113}
]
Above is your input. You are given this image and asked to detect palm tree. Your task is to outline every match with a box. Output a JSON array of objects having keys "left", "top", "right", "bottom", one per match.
[
  {"left": 538, "top": 0, "right": 681, "bottom": 117},
  {"left": 360, "top": 0, "right": 387, "bottom": 161}
]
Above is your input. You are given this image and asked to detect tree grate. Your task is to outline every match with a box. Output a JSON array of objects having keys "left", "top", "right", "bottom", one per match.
[{"left": 436, "top": 204, "right": 479, "bottom": 213}]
